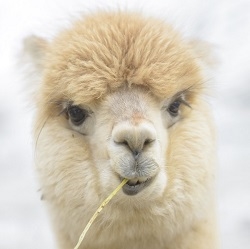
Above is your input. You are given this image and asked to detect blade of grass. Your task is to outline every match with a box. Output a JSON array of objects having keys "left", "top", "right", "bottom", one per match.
[{"left": 73, "top": 178, "right": 128, "bottom": 249}]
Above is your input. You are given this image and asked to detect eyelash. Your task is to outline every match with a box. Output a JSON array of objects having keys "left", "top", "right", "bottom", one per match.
[
  {"left": 163, "top": 95, "right": 191, "bottom": 113},
  {"left": 177, "top": 97, "right": 191, "bottom": 109}
]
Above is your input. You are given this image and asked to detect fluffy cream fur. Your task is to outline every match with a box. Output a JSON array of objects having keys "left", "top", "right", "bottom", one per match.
[{"left": 28, "top": 11, "right": 218, "bottom": 249}]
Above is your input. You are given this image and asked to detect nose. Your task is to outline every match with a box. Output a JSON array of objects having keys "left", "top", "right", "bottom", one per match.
[{"left": 112, "top": 122, "right": 156, "bottom": 157}]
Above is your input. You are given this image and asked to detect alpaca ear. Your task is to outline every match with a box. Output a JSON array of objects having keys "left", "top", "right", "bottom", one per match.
[
  {"left": 23, "top": 35, "right": 48, "bottom": 73},
  {"left": 188, "top": 40, "right": 217, "bottom": 69},
  {"left": 21, "top": 36, "right": 48, "bottom": 98}
]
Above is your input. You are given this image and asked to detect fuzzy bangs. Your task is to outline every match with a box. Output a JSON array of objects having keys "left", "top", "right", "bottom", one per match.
[{"left": 41, "top": 11, "right": 204, "bottom": 106}]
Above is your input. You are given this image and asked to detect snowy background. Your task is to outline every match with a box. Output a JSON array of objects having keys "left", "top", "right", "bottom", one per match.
[{"left": 0, "top": 0, "right": 250, "bottom": 248}]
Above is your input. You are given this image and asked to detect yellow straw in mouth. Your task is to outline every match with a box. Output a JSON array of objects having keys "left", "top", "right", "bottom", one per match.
[{"left": 73, "top": 178, "right": 128, "bottom": 249}]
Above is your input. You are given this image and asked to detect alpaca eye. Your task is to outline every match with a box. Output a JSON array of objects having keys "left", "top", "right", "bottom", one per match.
[
  {"left": 68, "top": 106, "right": 88, "bottom": 126},
  {"left": 168, "top": 99, "right": 181, "bottom": 117}
]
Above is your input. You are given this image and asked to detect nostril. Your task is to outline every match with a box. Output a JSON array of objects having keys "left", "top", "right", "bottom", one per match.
[
  {"left": 114, "top": 139, "right": 130, "bottom": 147},
  {"left": 144, "top": 139, "right": 155, "bottom": 146},
  {"left": 119, "top": 140, "right": 129, "bottom": 146},
  {"left": 123, "top": 140, "right": 129, "bottom": 146}
]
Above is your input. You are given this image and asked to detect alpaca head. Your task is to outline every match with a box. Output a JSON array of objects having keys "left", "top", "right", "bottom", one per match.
[{"left": 29, "top": 12, "right": 214, "bottom": 210}]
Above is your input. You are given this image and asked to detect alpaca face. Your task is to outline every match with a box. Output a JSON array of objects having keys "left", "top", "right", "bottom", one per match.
[{"left": 29, "top": 12, "right": 219, "bottom": 248}]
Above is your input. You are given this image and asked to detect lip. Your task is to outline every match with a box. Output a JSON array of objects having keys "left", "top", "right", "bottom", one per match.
[{"left": 121, "top": 177, "right": 154, "bottom": 196}]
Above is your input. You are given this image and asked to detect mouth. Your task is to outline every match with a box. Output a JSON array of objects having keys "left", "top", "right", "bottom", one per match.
[{"left": 121, "top": 176, "right": 154, "bottom": 196}]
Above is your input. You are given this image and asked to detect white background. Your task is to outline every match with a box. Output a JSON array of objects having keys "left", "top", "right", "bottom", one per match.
[{"left": 0, "top": 0, "right": 250, "bottom": 248}]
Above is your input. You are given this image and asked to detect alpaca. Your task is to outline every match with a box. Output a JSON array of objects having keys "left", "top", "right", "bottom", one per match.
[{"left": 27, "top": 11, "right": 218, "bottom": 249}]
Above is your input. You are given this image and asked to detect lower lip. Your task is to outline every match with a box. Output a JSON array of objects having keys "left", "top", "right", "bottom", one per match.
[{"left": 122, "top": 177, "right": 153, "bottom": 196}]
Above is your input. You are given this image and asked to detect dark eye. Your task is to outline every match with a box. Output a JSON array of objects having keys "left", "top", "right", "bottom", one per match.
[
  {"left": 168, "top": 99, "right": 181, "bottom": 117},
  {"left": 68, "top": 106, "right": 88, "bottom": 126}
]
